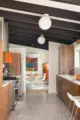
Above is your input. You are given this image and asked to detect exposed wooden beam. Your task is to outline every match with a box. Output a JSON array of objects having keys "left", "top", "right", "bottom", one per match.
[
  {"left": 0, "top": 10, "right": 39, "bottom": 23},
  {"left": 51, "top": 0, "right": 80, "bottom": 5},
  {"left": 9, "top": 32, "right": 75, "bottom": 43},
  {"left": 9, "top": 39, "right": 49, "bottom": 50},
  {"left": 9, "top": 25, "right": 79, "bottom": 40},
  {"left": 5, "top": 19, "right": 80, "bottom": 32},
  {"left": 9, "top": 33, "right": 74, "bottom": 44},
  {"left": 9, "top": 37, "right": 73, "bottom": 46},
  {"left": 0, "top": 1, "right": 80, "bottom": 21}
]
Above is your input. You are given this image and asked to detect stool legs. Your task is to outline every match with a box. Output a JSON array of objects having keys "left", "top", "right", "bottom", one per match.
[
  {"left": 67, "top": 101, "right": 72, "bottom": 115},
  {"left": 70, "top": 104, "right": 75, "bottom": 120},
  {"left": 67, "top": 101, "right": 72, "bottom": 120},
  {"left": 73, "top": 108, "right": 78, "bottom": 120}
]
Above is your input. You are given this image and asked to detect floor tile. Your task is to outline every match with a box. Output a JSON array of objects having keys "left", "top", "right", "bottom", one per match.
[{"left": 8, "top": 93, "right": 70, "bottom": 120}]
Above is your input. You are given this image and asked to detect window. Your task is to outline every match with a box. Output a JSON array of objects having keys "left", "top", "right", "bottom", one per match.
[{"left": 75, "top": 50, "right": 80, "bottom": 68}]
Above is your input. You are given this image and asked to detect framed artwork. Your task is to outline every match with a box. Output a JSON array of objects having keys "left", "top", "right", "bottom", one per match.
[{"left": 26, "top": 57, "right": 38, "bottom": 71}]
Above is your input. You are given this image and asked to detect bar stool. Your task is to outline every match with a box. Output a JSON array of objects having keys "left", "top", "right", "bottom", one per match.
[
  {"left": 67, "top": 92, "right": 80, "bottom": 120},
  {"left": 73, "top": 99, "right": 80, "bottom": 120}
]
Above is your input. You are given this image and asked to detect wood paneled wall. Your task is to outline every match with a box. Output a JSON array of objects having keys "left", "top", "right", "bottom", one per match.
[{"left": 59, "top": 45, "right": 74, "bottom": 75}]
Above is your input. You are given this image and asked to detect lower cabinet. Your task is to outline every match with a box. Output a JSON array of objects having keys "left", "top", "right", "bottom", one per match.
[
  {"left": 8, "top": 83, "right": 13, "bottom": 112},
  {"left": 0, "top": 86, "right": 5, "bottom": 120},
  {"left": 3, "top": 82, "right": 13, "bottom": 120},
  {"left": 4, "top": 85, "right": 8, "bottom": 120}
]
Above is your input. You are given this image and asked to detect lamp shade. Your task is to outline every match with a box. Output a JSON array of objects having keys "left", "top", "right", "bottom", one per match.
[
  {"left": 39, "top": 14, "right": 52, "bottom": 30},
  {"left": 37, "top": 35, "right": 46, "bottom": 44},
  {"left": 27, "top": 53, "right": 40, "bottom": 58}
]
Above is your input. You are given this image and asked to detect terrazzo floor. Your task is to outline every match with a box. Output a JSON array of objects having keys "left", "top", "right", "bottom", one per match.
[{"left": 8, "top": 93, "right": 71, "bottom": 120}]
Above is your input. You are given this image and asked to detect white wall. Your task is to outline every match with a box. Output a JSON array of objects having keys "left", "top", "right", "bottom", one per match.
[
  {"left": 26, "top": 47, "right": 49, "bottom": 75},
  {"left": 0, "top": 17, "right": 9, "bottom": 51},
  {"left": 9, "top": 47, "right": 26, "bottom": 94},
  {"left": 72, "top": 42, "right": 80, "bottom": 75},
  {"left": 0, "top": 22, "right": 2, "bottom": 40},
  {"left": 9, "top": 43, "right": 49, "bottom": 93},
  {"left": 2, "top": 21, "right": 9, "bottom": 51},
  {"left": 9, "top": 44, "right": 49, "bottom": 75},
  {"left": 48, "top": 42, "right": 60, "bottom": 93},
  {"left": 0, "top": 17, "right": 3, "bottom": 41}
]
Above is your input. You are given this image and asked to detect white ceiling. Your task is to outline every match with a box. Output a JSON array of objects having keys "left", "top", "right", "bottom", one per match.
[{"left": 14, "top": 0, "right": 80, "bottom": 13}]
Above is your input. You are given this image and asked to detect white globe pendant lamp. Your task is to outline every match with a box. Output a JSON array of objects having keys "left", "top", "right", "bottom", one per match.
[
  {"left": 27, "top": 52, "right": 40, "bottom": 58},
  {"left": 39, "top": 14, "right": 52, "bottom": 30},
  {"left": 37, "top": 35, "right": 46, "bottom": 44}
]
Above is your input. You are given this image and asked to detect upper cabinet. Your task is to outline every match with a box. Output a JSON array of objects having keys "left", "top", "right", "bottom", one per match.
[
  {"left": 12, "top": 53, "right": 21, "bottom": 75},
  {"left": 3, "top": 52, "right": 21, "bottom": 75},
  {"left": 59, "top": 45, "right": 74, "bottom": 75},
  {"left": 3, "top": 52, "right": 12, "bottom": 64}
]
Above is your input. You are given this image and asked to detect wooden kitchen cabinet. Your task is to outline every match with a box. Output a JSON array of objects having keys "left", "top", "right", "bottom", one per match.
[
  {"left": 12, "top": 53, "right": 21, "bottom": 75},
  {"left": 3, "top": 82, "right": 13, "bottom": 120},
  {"left": 8, "top": 83, "right": 13, "bottom": 112},
  {"left": 59, "top": 45, "right": 74, "bottom": 75},
  {"left": 0, "top": 40, "right": 4, "bottom": 120},
  {"left": 3, "top": 52, "right": 12, "bottom": 64},
  {"left": 4, "top": 85, "right": 9, "bottom": 120},
  {"left": 0, "top": 86, "right": 5, "bottom": 120},
  {"left": 0, "top": 40, "right": 3, "bottom": 85}
]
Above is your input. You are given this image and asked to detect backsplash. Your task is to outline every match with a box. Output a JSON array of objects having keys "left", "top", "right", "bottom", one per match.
[{"left": 74, "top": 67, "right": 80, "bottom": 75}]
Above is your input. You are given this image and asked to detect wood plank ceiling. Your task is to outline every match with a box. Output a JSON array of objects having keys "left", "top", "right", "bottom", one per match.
[{"left": 0, "top": 0, "right": 80, "bottom": 50}]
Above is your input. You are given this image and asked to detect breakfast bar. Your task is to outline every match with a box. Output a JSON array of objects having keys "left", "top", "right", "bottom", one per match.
[{"left": 56, "top": 75, "right": 80, "bottom": 120}]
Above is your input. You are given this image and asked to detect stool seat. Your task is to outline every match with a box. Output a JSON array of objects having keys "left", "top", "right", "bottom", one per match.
[
  {"left": 67, "top": 92, "right": 80, "bottom": 120},
  {"left": 74, "top": 96, "right": 80, "bottom": 101},
  {"left": 72, "top": 98, "right": 80, "bottom": 120}
]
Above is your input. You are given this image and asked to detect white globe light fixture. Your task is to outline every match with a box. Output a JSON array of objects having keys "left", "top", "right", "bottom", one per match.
[
  {"left": 27, "top": 52, "right": 40, "bottom": 58},
  {"left": 39, "top": 14, "right": 52, "bottom": 30},
  {"left": 37, "top": 35, "right": 46, "bottom": 44}
]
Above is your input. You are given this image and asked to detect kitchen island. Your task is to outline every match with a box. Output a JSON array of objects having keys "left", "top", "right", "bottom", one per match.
[{"left": 56, "top": 75, "right": 80, "bottom": 120}]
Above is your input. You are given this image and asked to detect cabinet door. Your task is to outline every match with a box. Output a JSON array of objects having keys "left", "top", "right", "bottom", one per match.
[
  {"left": 3, "top": 52, "right": 12, "bottom": 64},
  {"left": 12, "top": 53, "right": 21, "bottom": 75},
  {"left": 4, "top": 85, "right": 8, "bottom": 120},
  {"left": 59, "top": 45, "right": 74, "bottom": 75},
  {"left": 8, "top": 83, "right": 13, "bottom": 112},
  {"left": 0, "top": 86, "right": 5, "bottom": 120},
  {"left": 0, "top": 41, "right": 3, "bottom": 85}
]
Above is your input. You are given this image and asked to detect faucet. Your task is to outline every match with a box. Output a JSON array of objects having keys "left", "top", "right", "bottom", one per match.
[{"left": 66, "top": 68, "right": 69, "bottom": 75}]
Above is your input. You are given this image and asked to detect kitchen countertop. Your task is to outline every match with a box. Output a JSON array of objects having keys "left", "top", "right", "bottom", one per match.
[
  {"left": 3, "top": 80, "right": 13, "bottom": 87},
  {"left": 58, "top": 75, "right": 80, "bottom": 86}
]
